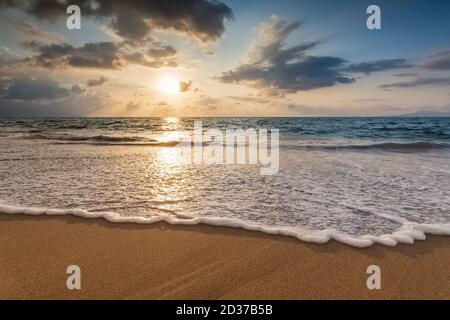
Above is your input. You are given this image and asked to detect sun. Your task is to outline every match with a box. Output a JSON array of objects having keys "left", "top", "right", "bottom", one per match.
[{"left": 158, "top": 76, "right": 180, "bottom": 95}]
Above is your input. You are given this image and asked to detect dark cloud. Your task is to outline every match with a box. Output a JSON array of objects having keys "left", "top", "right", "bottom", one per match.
[
  {"left": 4, "top": 1, "right": 205, "bottom": 70},
  {"left": 0, "top": 77, "right": 12, "bottom": 96},
  {"left": 3, "top": 0, "right": 233, "bottom": 43},
  {"left": 179, "top": 80, "right": 192, "bottom": 92},
  {"left": 215, "top": 16, "right": 354, "bottom": 94},
  {"left": 148, "top": 45, "right": 177, "bottom": 58},
  {"left": 87, "top": 76, "right": 109, "bottom": 87},
  {"left": 380, "top": 77, "right": 450, "bottom": 90},
  {"left": 422, "top": 50, "right": 450, "bottom": 71},
  {"left": 0, "top": 76, "right": 83, "bottom": 100},
  {"left": 345, "top": 59, "right": 411, "bottom": 75},
  {"left": 23, "top": 41, "right": 73, "bottom": 68},
  {"left": 216, "top": 16, "right": 415, "bottom": 94},
  {"left": 0, "top": 0, "right": 20, "bottom": 7},
  {"left": 24, "top": 40, "right": 178, "bottom": 69},
  {"left": 24, "top": 41, "right": 125, "bottom": 69},
  {"left": 69, "top": 42, "right": 125, "bottom": 68},
  {"left": 217, "top": 55, "right": 354, "bottom": 93},
  {"left": 0, "top": 93, "right": 104, "bottom": 116}
]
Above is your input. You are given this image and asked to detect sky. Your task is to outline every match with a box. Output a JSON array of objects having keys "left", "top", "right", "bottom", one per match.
[{"left": 0, "top": 0, "right": 450, "bottom": 117}]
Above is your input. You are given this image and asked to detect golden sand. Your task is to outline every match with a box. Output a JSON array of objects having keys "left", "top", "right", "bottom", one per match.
[{"left": 0, "top": 214, "right": 449, "bottom": 299}]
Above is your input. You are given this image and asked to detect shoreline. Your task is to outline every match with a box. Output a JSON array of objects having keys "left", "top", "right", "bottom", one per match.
[
  {"left": 1, "top": 214, "right": 450, "bottom": 299},
  {"left": 1, "top": 202, "right": 449, "bottom": 248}
]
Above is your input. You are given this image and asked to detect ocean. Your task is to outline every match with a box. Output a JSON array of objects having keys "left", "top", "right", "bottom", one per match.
[{"left": 1, "top": 117, "right": 450, "bottom": 247}]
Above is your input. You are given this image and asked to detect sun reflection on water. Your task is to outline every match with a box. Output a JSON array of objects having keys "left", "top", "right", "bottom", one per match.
[
  {"left": 161, "top": 117, "right": 180, "bottom": 130},
  {"left": 157, "top": 147, "right": 183, "bottom": 166}
]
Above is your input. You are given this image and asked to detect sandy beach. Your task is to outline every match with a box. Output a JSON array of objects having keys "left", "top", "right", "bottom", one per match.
[{"left": 0, "top": 214, "right": 449, "bottom": 300}]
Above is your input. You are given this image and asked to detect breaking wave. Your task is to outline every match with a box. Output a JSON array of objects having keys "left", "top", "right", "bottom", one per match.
[
  {"left": 23, "top": 133, "right": 179, "bottom": 146},
  {"left": 1, "top": 201, "right": 450, "bottom": 248},
  {"left": 301, "top": 142, "right": 450, "bottom": 153}
]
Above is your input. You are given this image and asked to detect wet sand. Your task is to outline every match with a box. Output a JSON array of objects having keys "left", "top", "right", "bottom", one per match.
[{"left": 0, "top": 214, "right": 449, "bottom": 299}]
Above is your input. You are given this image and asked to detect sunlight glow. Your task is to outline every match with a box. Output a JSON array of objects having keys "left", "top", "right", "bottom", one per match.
[
  {"left": 161, "top": 117, "right": 180, "bottom": 132},
  {"left": 158, "top": 76, "right": 180, "bottom": 95}
]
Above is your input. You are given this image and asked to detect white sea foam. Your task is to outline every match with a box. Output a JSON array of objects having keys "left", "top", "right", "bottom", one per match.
[{"left": 1, "top": 201, "right": 450, "bottom": 248}]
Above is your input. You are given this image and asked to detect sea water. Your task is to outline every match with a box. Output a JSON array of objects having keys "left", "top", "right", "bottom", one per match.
[{"left": 1, "top": 117, "right": 450, "bottom": 247}]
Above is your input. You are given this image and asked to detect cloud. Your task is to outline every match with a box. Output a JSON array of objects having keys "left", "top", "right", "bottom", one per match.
[
  {"left": 347, "top": 98, "right": 386, "bottom": 103},
  {"left": 148, "top": 45, "right": 177, "bottom": 58},
  {"left": 126, "top": 101, "right": 141, "bottom": 110},
  {"left": 122, "top": 49, "right": 177, "bottom": 68},
  {"left": 3, "top": 1, "right": 232, "bottom": 71},
  {"left": 0, "top": 92, "right": 105, "bottom": 117},
  {"left": 227, "top": 95, "right": 270, "bottom": 104},
  {"left": 0, "top": 45, "right": 22, "bottom": 59},
  {"left": 7, "top": 17, "right": 64, "bottom": 43},
  {"left": 380, "top": 77, "right": 450, "bottom": 90},
  {"left": 215, "top": 16, "right": 354, "bottom": 94},
  {"left": 24, "top": 40, "right": 178, "bottom": 69},
  {"left": 4, "top": 0, "right": 233, "bottom": 43},
  {"left": 179, "top": 80, "right": 192, "bottom": 92},
  {"left": 0, "top": 75, "right": 83, "bottom": 101},
  {"left": 285, "top": 103, "right": 450, "bottom": 117},
  {"left": 393, "top": 72, "right": 418, "bottom": 77},
  {"left": 218, "top": 56, "right": 354, "bottom": 94},
  {"left": 422, "top": 50, "right": 450, "bottom": 71},
  {"left": 24, "top": 41, "right": 125, "bottom": 69},
  {"left": 242, "top": 18, "right": 311, "bottom": 65},
  {"left": 216, "top": 16, "right": 415, "bottom": 95},
  {"left": 345, "top": 59, "right": 411, "bottom": 75},
  {"left": 195, "top": 95, "right": 224, "bottom": 109},
  {"left": 87, "top": 76, "right": 109, "bottom": 87}
]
